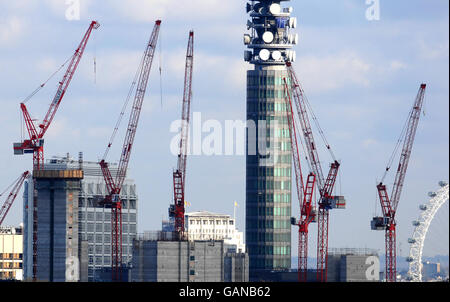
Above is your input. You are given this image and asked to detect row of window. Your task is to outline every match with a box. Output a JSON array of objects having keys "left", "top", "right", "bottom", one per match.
[
  {"left": 79, "top": 199, "right": 137, "bottom": 209},
  {"left": 82, "top": 183, "right": 136, "bottom": 196},
  {"left": 87, "top": 244, "right": 133, "bottom": 256},
  {"left": 0, "top": 262, "right": 22, "bottom": 269},
  {"left": 247, "top": 75, "right": 290, "bottom": 86},
  {"left": 247, "top": 154, "right": 292, "bottom": 166},
  {"left": 189, "top": 219, "right": 234, "bottom": 226},
  {"left": 246, "top": 219, "right": 291, "bottom": 231},
  {"left": 0, "top": 271, "right": 19, "bottom": 279},
  {"left": 79, "top": 212, "right": 136, "bottom": 222},
  {"left": 247, "top": 115, "right": 289, "bottom": 125},
  {"left": 253, "top": 245, "right": 291, "bottom": 256},
  {"left": 88, "top": 255, "right": 131, "bottom": 266},
  {"left": 247, "top": 98, "right": 289, "bottom": 111},
  {"left": 80, "top": 233, "right": 135, "bottom": 244},
  {"left": 79, "top": 222, "right": 137, "bottom": 233},
  {"left": 0, "top": 253, "right": 22, "bottom": 260},
  {"left": 247, "top": 180, "right": 291, "bottom": 191},
  {"left": 248, "top": 167, "right": 292, "bottom": 178},
  {"left": 246, "top": 192, "right": 292, "bottom": 205}
]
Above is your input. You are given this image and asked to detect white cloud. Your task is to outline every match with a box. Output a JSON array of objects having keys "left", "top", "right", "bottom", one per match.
[
  {"left": 43, "top": 0, "right": 94, "bottom": 19},
  {"left": 362, "top": 138, "right": 378, "bottom": 149},
  {"left": 80, "top": 50, "right": 142, "bottom": 90},
  {"left": 389, "top": 60, "right": 407, "bottom": 71},
  {"left": 0, "top": 16, "right": 25, "bottom": 46},
  {"left": 163, "top": 49, "right": 247, "bottom": 91},
  {"left": 45, "top": 117, "right": 81, "bottom": 141},
  {"left": 297, "top": 52, "right": 372, "bottom": 93},
  {"left": 418, "top": 39, "right": 449, "bottom": 60},
  {"left": 110, "top": 0, "right": 240, "bottom": 23}
]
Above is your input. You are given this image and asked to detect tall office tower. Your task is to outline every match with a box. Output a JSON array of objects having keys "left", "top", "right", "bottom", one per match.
[
  {"left": 23, "top": 154, "right": 137, "bottom": 281},
  {"left": 244, "top": 0, "right": 298, "bottom": 279}
]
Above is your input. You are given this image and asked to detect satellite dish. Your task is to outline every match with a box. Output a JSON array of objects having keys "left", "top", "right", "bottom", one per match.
[
  {"left": 291, "top": 51, "right": 297, "bottom": 62},
  {"left": 247, "top": 20, "right": 253, "bottom": 30},
  {"left": 244, "top": 51, "right": 252, "bottom": 62},
  {"left": 253, "top": 3, "right": 264, "bottom": 14},
  {"left": 286, "top": 50, "right": 296, "bottom": 62},
  {"left": 259, "top": 49, "right": 270, "bottom": 61},
  {"left": 243, "top": 34, "right": 252, "bottom": 45},
  {"left": 262, "top": 31, "right": 274, "bottom": 44},
  {"left": 272, "top": 50, "right": 282, "bottom": 61},
  {"left": 269, "top": 3, "right": 281, "bottom": 15},
  {"left": 289, "top": 17, "right": 297, "bottom": 29},
  {"left": 288, "top": 34, "right": 294, "bottom": 44}
]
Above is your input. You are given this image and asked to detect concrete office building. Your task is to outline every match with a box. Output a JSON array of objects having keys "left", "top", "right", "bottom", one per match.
[
  {"left": 131, "top": 232, "right": 249, "bottom": 282},
  {"left": 23, "top": 154, "right": 137, "bottom": 281},
  {"left": 0, "top": 226, "right": 23, "bottom": 280},
  {"left": 244, "top": 0, "right": 297, "bottom": 277},
  {"left": 327, "top": 248, "right": 380, "bottom": 282}
]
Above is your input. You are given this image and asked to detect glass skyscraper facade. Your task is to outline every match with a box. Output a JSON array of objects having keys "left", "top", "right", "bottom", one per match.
[{"left": 246, "top": 68, "right": 292, "bottom": 273}]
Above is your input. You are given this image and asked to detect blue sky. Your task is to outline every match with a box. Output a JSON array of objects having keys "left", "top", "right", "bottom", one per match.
[{"left": 0, "top": 0, "right": 448, "bottom": 259}]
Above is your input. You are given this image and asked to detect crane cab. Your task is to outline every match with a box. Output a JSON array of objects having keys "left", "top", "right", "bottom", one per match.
[
  {"left": 371, "top": 216, "right": 389, "bottom": 230},
  {"left": 330, "top": 196, "right": 346, "bottom": 209}
]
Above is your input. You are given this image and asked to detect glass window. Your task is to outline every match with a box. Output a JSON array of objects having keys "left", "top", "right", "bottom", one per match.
[
  {"left": 129, "top": 213, "right": 136, "bottom": 222},
  {"left": 87, "top": 212, "right": 94, "bottom": 221},
  {"left": 95, "top": 245, "right": 103, "bottom": 254},
  {"left": 129, "top": 224, "right": 136, "bottom": 233},
  {"left": 96, "top": 212, "right": 103, "bottom": 220}
]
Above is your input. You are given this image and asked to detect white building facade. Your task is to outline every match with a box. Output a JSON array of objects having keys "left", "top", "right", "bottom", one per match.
[
  {"left": 0, "top": 226, "right": 23, "bottom": 280},
  {"left": 185, "top": 211, "right": 245, "bottom": 253}
]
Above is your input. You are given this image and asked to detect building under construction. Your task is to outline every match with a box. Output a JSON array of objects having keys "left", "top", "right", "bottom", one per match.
[
  {"left": 22, "top": 154, "right": 138, "bottom": 281},
  {"left": 130, "top": 231, "right": 248, "bottom": 282}
]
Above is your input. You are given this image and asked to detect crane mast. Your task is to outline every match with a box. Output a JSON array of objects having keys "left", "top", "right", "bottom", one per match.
[
  {"left": 13, "top": 21, "right": 100, "bottom": 170},
  {"left": 372, "top": 83, "right": 426, "bottom": 282},
  {"left": 100, "top": 20, "right": 161, "bottom": 281},
  {"left": 283, "top": 77, "right": 317, "bottom": 282},
  {"left": 286, "top": 62, "right": 343, "bottom": 282},
  {"left": 0, "top": 171, "right": 30, "bottom": 225},
  {"left": 170, "top": 31, "right": 194, "bottom": 239}
]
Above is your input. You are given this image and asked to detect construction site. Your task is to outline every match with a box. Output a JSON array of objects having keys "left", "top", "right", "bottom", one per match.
[{"left": 0, "top": 1, "right": 448, "bottom": 284}]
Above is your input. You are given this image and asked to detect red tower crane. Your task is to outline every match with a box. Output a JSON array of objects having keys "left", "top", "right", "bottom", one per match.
[
  {"left": 100, "top": 20, "right": 161, "bottom": 281},
  {"left": 169, "top": 31, "right": 194, "bottom": 239},
  {"left": 286, "top": 62, "right": 343, "bottom": 282},
  {"left": 13, "top": 21, "right": 100, "bottom": 170},
  {"left": 283, "top": 77, "right": 317, "bottom": 282},
  {"left": 0, "top": 171, "right": 30, "bottom": 226},
  {"left": 371, "top": 83, "right": 426, "bottom": 282}
]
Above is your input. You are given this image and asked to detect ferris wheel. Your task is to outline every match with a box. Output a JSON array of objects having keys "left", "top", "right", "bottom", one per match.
[{"left": 406, "top": 181, "right": 449, "bottom": 282}]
